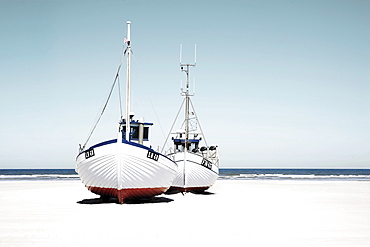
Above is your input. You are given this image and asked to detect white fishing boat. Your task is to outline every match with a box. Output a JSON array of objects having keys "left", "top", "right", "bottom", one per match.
[
  {"left": 76, "top": 21, "right": 177, "bottom": 203},
  {"left": 164, "top": 49, "right": 219, "bottom": 193}
]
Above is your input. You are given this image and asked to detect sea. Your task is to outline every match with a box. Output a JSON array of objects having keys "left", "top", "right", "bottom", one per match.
[{"left": 0, "top": 169, "right": 370, "bottom": 181}]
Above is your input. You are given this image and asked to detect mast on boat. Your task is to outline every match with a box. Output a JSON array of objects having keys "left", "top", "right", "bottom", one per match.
[
  {"left": 125, "top": 21, "right": 131, "bottom": 141},
  {"left": 180, "top": 44, "right": 196, "bottom": 151}
]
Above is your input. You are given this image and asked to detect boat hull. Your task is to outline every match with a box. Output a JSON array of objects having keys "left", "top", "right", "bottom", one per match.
[
  {"left": 76, "top": 140, "right": 177, "bottom": 203},
  {"left": 167, "top": 152, "right": 219, "bottom": 193}
]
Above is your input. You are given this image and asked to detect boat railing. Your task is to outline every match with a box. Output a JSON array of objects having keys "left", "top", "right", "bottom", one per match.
[{"left": 164, "top": 145, "right": 218, "bottom": 165}]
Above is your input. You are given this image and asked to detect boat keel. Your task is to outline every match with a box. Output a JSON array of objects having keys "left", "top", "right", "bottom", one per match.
[{"left": 87, "top": 186, "right": 168, "bottom": 204}]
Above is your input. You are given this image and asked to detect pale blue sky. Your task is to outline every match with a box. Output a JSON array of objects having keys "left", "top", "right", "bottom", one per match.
[{"left": 0, "top": 0, "right": 369, "bottom": 169}]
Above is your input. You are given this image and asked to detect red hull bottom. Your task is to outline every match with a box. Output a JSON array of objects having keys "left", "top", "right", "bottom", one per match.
[
  {"left": 166, "top": 186, "right": 210, "bottom": 194},
  {"left": 87, "top": 186, "right": 169, "bottom": 203}
]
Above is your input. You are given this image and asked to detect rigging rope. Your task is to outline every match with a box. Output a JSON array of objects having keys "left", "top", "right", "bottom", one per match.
[
  {"left": 81, "top": 40, "right": 128, "bottom": 150},
  {"left": 82, "top": 64, "right": 122, "bottom": 150},
  {"left": 189, "top": 98, "right": 208, "bottom": 147},
  {"left": 161, "top": 98, "right": 186, "bottom": 153},
  {"left": 117, "top": 75, "right": 123, "bottom": 118},
  {"left": 148, "top": 96, "right": 166, "bottom": 141}
]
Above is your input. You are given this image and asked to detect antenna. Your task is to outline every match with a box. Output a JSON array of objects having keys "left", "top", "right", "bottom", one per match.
[
  {"left": 180, "top": 45, "right": 196, "bottom": 68},
  {"left": 126, "top": 21, "right": 131, "bottom": 43},
  {"left": 179, "top": 44, "right": 196, "bottom": 94}
]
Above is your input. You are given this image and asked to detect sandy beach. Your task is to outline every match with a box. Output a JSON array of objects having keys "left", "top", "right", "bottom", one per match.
[{"left": 1, "top": 179, "right": 369, "bottom": 247}]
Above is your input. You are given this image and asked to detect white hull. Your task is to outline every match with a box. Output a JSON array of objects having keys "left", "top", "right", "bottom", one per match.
[
  {"left": 168, "top": 151, "right": 218, "bottom": 193},
  {"left": 76, "top": 140, "right": 177, "bottom": 203}
]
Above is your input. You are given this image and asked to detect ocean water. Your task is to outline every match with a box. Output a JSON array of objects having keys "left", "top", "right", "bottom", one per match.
[
  {"left": 0, "top": 169, "right": 79, "bottom": 180},
  {"left": 0, "top": 168, "right": 370, "bottom": 181},
  {"left": 219, "top": 169, "right": 370, "bottom": 181}
]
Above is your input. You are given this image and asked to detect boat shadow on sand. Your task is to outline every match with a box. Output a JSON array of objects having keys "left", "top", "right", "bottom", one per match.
[
  {"left": 165, "top": 190, "right": 215, "bottom": 196},
  {"left": 192, "top": 191, "right": 215, "bottom": 195},
  {"left": 77, "top": 196, "right": 174, "bottom": 205}
]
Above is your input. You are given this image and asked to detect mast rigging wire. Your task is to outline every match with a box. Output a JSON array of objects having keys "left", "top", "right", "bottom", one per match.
[
  {"left": 117, "top": 75, "right": 123, "bottom": 118},
  {"left": 82, "top": 65, "right": 122, "bottom": 150},
  {"left": 81, "top": 39, "right": 128, "bottom": 150},
  {"left": 189, "top": 98, "right": 208, "bottom": 147},
  {"left": 161, "top": 98, "right": 186, "bottom": 153},
  {"left": 148, "top": 96, "right": 167, "bottom": 141}
]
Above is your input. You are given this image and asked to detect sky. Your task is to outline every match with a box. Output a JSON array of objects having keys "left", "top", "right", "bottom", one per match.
[{"left": 0, "top": 0, "right": 369, "bottom": 169}]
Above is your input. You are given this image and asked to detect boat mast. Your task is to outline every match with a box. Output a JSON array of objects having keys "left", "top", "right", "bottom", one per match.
[
  {"left": 180, "top": 44, "right": 196, "bottom": 151},
  {"left": 125, "top": 21, "right": 131, "bottom": 141}
]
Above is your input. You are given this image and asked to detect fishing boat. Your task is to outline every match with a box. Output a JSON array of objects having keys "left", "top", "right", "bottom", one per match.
[
  {"left": 76, "top": 21, "right": 178, "bottom": 203},
  {"left": 163, "top": 49, "right": 219, "bottom": 193}
]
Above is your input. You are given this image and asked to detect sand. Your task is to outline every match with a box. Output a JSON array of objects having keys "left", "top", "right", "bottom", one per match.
[{"left": 1, "top": 179, "right": 369, "bottom": 247}]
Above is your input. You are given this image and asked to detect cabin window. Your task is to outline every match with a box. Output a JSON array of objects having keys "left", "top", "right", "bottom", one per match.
[
  {"left": 175, "top": 143, "right": 184, "bottom": 152},
  {"left": 131, "top": 127, "right": 139, "bottom": 139},
  {"left": 191, "top": 142, "right": 199, "bottom": 152},
  {"left": 143, "top": 127, "right": 149, "bottom": 140},
  {"left": 129, "top": 126, "right": 149, "bottom": 141}
]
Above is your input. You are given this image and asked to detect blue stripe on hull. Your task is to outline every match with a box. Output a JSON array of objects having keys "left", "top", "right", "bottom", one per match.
[{"left": 77, "top": 139, "right": 173, "bottom": 162}]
